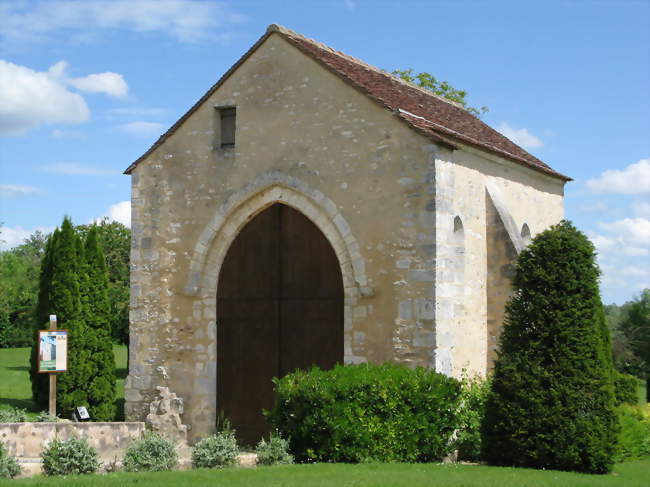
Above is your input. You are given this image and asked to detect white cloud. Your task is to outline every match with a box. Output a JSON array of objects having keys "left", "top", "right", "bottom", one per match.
[
  {"left": 92, "top": 201, "right": 131, "bottom": 227},
  {"left": 1, "top": 0, "right": 245, "bottom": 46},
  {"left": 496, "top": 123, "right": 543, "bottom": 150},
  {"left": 0, "top": 184, "right": 40, "bottom": 197},
  {"left": 43, "top": 163, "right": 116, "bottom": 176},
  {"left": 0, "top": 225, "right": 53, "bottom": 251},
  {"left": 597, "top": 218, "right": 650, "bottom": 246},
  {"left": 0, "top": 59, "right": 130, "bottom": 136},
  {"left": 586, "top": 158, "right": 650, "bottom": 194},
  {"left": 118, "top": 121, "right": 164, "bottom": 136},
  {"left": 0, "top": 59, "right": 89, "bottom": 136},
  {"left": 633, "top": 200, "right": 650, "bottom": 218},
  {"left": 68, "top": 71, "right": 128, "bottom": 98}
]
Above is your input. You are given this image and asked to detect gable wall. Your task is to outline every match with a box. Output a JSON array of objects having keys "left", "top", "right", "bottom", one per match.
[{"left": 126, "top": 33, "right": 450, "bottom": 438}]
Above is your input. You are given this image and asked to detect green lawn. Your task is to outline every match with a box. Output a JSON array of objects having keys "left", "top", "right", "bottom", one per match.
[
  {"left": 0, "top": 345, "right": 127, "bottom": 419},
  {"left": 639, "top": 379, "right": 647, "bottom": 405},
  {"left": 1, "top": 460, "right": 648, "bottom": 487}
]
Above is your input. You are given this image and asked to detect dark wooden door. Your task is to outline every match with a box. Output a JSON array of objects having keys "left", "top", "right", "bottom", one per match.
[{"left": 217, "top": 204, "right": 343, "bottom": 444}]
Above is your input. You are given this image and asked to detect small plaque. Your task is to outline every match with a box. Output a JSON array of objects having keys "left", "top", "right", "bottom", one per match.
[{"left": 38, "top": 330, "right": 68, "bottom": 373}]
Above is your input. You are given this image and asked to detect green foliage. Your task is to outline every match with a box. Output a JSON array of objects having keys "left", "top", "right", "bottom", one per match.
[
  {"left": 41, "top": 437, "right": 100, "bottom": 476},
  {"left": 455, "top": 374, "right": 490, "bottom": 462},
  {"left": 81, "top": 227, "right": 116, "bottom": 421},
  {"left": 267, "top": 363, "right": 461, "bottom": 463},
  {"left": 191, "top": 431, "right": 239, "bottom": 469},
  {"left": 255, "top": 432, "right": 294, "bottom": 466},
  {"left": 76, "top": 219, "right": 130, "bottom": 344},
  {"left": 615, "top": 371, "right": 640, "bottom": 406},
  {"left": 0, "top": 406, "right": 27, "bottom": 423},
  {"left": 392, "top": 68, "right": 488, "bottom": 117},
  {"left": 614, "top": 404, "right": 650, "bottom": 462},
  {"left": 29, "top": 218, "right": 116, "bottom": 419},
  {"left": 35, "top": 411, "right": 60, "bottom": 422},
  {"left": 123, "top": 433, "right": 178, "bottom": 472},
  {"left": 0, "top": 440, "right": 21, "bottom": 479},
  {"left": 482, "top": 220, "right": 619, "bottom": 474},
  {"left": 0, "top": 231, "right": 45, "bottom": 348},
  {"left": 619, "top": 290, "right": 650, "bottom": 402}
]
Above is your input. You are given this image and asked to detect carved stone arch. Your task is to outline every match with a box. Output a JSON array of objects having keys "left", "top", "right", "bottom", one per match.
[{"left": 182, "top": 169, "right": 369, "bottom": 310}]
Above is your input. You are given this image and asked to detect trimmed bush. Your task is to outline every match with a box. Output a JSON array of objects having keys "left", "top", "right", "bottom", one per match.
[
  {"left": 41, "top": 437, "right": 100, "bottom": 476},
  {"left": 256, "top": 432, "right": 294, "bottom": 466},
  {"left": 614, "top": 404, "right": 650, "bottom": 462},
  {"left": 455, "top": 374, "right": 490, "bottom": 462},
  {"left": 615, "top": 371, "right": 639, "bottom": 406},
  {"left": 0, "top": 441, "right": 21, "bottom": 479},
  {"left": 191, "top": 430, "right": 239, "bottom": 469},
  {"left": 482, "top": 221, "right": 619, "bottom": 474},
  {"left": 267, "top": 363, "right": 460, "bottom": 463},
  {"left": 123, "top": 433, "right": 177, "bottom": 472},
  {"left": 0, "top": 406, "right": 27, "bottom": 423}
]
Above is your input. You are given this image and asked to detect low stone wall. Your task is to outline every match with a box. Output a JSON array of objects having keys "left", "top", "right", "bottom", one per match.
[{"left": 0, "top": 422, "right": 145, "bottom": 464}]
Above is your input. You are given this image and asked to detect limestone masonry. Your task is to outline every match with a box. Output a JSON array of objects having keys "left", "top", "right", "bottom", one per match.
[{"left": 124, "top": 24, "right": 568, "bottom": 441}]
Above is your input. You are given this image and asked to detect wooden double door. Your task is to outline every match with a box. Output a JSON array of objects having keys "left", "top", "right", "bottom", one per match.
[{"left": 216, "top": 204, "right": 344, "bottom": 444}]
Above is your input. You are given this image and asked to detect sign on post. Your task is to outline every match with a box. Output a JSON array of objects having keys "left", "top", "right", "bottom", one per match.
[{"left": 38, "top": 330, "right": 68, "bottom": 373}]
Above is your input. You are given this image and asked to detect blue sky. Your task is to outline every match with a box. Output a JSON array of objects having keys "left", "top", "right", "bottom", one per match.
[{"left": 0, "top": 0, "right": 648, "bottom": 304}]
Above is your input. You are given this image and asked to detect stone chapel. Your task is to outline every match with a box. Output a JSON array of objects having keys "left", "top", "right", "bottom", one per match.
[{"left": 124, "top": 24, "right": 570, "bottom": 442}]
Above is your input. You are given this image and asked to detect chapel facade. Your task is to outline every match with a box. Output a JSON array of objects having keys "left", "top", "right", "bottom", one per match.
[{"left": 124, "top": 25, "right": 569, "bottom": 442}]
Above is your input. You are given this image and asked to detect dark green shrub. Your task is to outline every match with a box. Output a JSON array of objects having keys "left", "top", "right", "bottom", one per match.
[
  {"left": 0, "top": 406, "right": 27, "bottom": 423},
  {"left": 615, "top": 371, "right": 639, "bottom": 406},
  {"left": 614, "top": 404, "right": 650, "bottom": 462},
  {"left": 267, "top": 363, "right": 460, "bottom": 463},
  {"left": 191, "top": 430, "right": 239, "bottom": 469},
  {"left": 255, "top": 432, "right": 294, "bottom": 466},
  {"left": 455, "top": 374, "right": 490, "bottom": 461},
  {"left": 41, "top": 437, "right": 100, "bottom": 476},
  {"left": 123, "top": 433, "right": 177, "bottom": 472},
  {"left": 482, "top": 221, "right": 618, "bottom": 474},
  {"left": 0, "top": 441, "right": 21, "bottom": 479},
  {"left": 30, "top": 218, "right": 117, "bottom": 419}
]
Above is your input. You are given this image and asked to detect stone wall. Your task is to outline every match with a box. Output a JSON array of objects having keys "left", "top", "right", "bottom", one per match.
[{"left": 0, "top": 422, "right": 145, "bottom": 464}]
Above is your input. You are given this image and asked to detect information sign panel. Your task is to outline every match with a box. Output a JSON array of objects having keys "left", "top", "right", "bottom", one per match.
[{"left": 38, "top": 330, "right": 68, "bottom": 373}]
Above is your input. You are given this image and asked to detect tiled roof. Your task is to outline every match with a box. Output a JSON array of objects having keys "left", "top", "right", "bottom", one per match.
[{"left": 125, "top": 24, "right": 570, "bottom": 181}]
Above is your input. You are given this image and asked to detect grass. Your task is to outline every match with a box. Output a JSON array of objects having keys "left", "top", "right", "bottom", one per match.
[
  {"left": 0, "top": 345, "right": 127, "bottom": 419},
  {"left": 1, "top": 460, "right": 648, "bottom": 487}
]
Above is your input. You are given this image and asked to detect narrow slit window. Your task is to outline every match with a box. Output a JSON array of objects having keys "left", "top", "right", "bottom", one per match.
[{"left": 220, "top": 107, "right": 236, "bottom": 148}]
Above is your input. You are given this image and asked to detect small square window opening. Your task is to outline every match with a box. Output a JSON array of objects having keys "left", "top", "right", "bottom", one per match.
[{"left": 220, "top": 107, "right": 236, "bottom": 148}]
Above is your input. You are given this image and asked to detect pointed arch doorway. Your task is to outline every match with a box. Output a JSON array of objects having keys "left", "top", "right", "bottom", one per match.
[{"left": 217, "top": 203, "right": 344, "bottom": 444}]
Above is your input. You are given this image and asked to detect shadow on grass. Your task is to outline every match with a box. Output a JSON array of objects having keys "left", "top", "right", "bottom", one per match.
[
  {"left": 115, "top": 398, "right": 125, "bottom": 421},
  {"left": 116, "top": 366, "right": 128, "bottom": 380},
  {"left": 0, "top": 397, "right": 38, "bottom": 412},
  {"left": 4, "top": 366, "right": 29, "bottom": 371}
]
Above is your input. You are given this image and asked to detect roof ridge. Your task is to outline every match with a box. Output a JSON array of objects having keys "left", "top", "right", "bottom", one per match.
[{"left": 268, "top": 24, "right": 468, "bottom": 113}]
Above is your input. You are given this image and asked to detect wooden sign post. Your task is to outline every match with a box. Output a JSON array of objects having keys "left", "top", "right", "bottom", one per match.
[
  {"left": 37, "top": 315, "right": 68, "bottom": 417},
  {"left": 48, "top": 315, "right": 57, "bottom": 416}
]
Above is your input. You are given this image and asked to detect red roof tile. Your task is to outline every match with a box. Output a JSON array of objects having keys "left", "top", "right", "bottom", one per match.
[{"left": 125, "top": 25, "right": 570, "bottom": 181}]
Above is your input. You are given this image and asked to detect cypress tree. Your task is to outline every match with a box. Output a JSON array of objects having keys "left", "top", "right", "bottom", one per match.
[
  {"left": 482, "top": 220, "right": 618, "bottom": 474},
  {"left": 30, "top": 229, "right": 58, "bottom": 409},
  {"left": 29, "top": 217, "right": 93, "bottom": 416},
  {"left": 82, "top": 227, "right": 116, "bottom": 420}
]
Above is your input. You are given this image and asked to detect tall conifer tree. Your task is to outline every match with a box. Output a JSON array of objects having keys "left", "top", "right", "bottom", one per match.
[
  {"left": 83, "top": 226, "right": 116, "bottom": 420},
  {"left": 482, "top": 221, "right": 618, "bottom": 474},
  {"left": 30, "top": 217, "right": 93, "bottom": 416}
]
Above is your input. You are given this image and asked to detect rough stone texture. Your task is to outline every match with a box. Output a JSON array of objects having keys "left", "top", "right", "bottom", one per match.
[
  {"left": 124, "top": 31, "right": 566, "bottom": 441},
  {"left": 145, "top": 386, "right": 190, "bottom": 443},
  {"left": 0, "top": 422, "right": 145, "bottom": 473}
]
